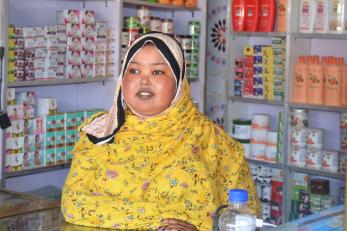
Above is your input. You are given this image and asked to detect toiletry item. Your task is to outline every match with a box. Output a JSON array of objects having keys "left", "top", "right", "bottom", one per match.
[
  {"left": 258, "top": 0, "right": 276, "bottom": 32},
  {"left": 276, "top": 0, "right": 287, "bottom": 32},
  {"left": 324, "top": 57, "right": 342, "bottom": 106},
  {"left": 245, "top": 0, "right": 260, "bottom": 31},
  {"left": 307, "top": 55, "right": 324, "bottom": 105},
  {"left": 329, "top": 0, "right": 344, "bottom": 33},
  {"left": 299, "top": 0, "right": 316, "bottom": 33},
  {"left": 314, "top": 0, "right": 329, "bottom": 33},
  {"left": 291, "top": 56, "right": 308, "bottom": 104},
  {"left": 232, "top": 0, "right": 246, "bottom": 31}
]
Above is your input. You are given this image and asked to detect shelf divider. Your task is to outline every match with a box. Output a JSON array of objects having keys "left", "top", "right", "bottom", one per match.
[
  {"left": 246, "top": 158, "right": 283, "bottom": 169},
  {"left": 230, "top": 96, "right": 284, "bottom": 106},
  {"left": 5, "top": 163, "right": 71, "bottom": 178},
  {"left": 230, "top": 31, "right": 287, "bottom": 37},
  {"left": 289, "top": 103, "right": 347, "bottom": 113},
  {"left": 288, "top": 165, "right": 345, "bottom": 180},
  {"left": 123, "top": 0, "right": 199, "bottom": 11}
]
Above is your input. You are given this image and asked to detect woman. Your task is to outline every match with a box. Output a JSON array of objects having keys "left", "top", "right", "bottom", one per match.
[{"left": 61, "top": 32, "right": 260, "bottom": 230}]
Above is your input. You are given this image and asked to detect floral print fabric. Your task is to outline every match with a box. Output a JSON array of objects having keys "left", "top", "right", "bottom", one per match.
[{"left": 61, "top": 82, "right": 260, "bottom": 230}]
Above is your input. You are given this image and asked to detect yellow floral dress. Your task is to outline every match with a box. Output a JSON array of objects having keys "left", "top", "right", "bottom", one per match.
[{"left": 61, "top": 84, "right": 260, "bottom": 230}]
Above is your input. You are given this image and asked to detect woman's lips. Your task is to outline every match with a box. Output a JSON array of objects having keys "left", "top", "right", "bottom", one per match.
[{"left": 136, "top": 90, "right": 154, "bottom": 100}]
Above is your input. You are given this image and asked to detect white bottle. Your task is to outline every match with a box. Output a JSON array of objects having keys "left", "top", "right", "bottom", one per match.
[
  {"left": 329, "top": 0, "right": 344, "bottom": 33},
  {"left": 218, "top": 189, "right": 256, "bottom": 231},
  {"left": 299, "top": 0, "right": 316, "bottom": 33},
  {"left": 314, "top": 0, "right": 329, "bottom": 33}
]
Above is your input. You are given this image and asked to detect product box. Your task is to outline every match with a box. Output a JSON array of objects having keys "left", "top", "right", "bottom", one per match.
[
  {"left": 105, "top": 64, "right": 114, "bottom": 78},
  {"left": 82, "top": 51, "right": 95, "bottom": 65},
  {"left": 81, "top": 24, "right": 96, "bottom": 38},
  {"left": 23, "top": 135, "right": 35, "bottom": 152},
  {"left": 66, "top": 23, "right": 82, "bottom": 38},
  {"left": 23, "top": 106, "right": 35, "bottom": 120},
  {"left": 24, "top": 119, "right": 35, "bottom": 135},
  {"left": 9, "top": 120, "right": 25, "bottom": 137},
  {"left": 81, "top": 10, "right": 96, "bottom": 25},
  {"left": 56, "top": 147, "right": 66, "bottom": 164},
  {"left": 67, "top": 37, "right": 82, "bottom": 52},
  {"left": 81, "top": 64, "right": 95, "bottom": 79},
  {"left": 65, "top": 129, "right": 77, "bottom": 146},
  {"left": 95, "top": 64, "right": 105, "bottom": 78},
  {"left": 66, "top": 145, "right": 74, "bottom": 162},
  {"left": 75, "top": 111, "right": 85, "bottom": 127},
  {"left": 45, "top": 114, "right": 56, "bottom": 132},
  {"left": 5, "top": 153, "right": 24, "bottom": 172},
  {"left": 105, "top": 51, "right": 115, "bottom": 64},
  {"left": 65, "top": 112, "right": 77, "bottom": 130},
  {"left": 34, "top": 117, "right": 45, "bottom": 135},
  {"left": 56, "top": 130, "right": 66, "bottom": 148},
  {"left": 55, "top": 113, "right": 65, "bottom": 131},
  {"left": 45, "top": 148, "right": 56, "bottom": 166},
  {"left": 23, "top": 151, "right": 34, "bottom": 169},
  {"left": 7, "top": 88, "right": 16, "bottom": 105},
  {"left": 33, "top": 150, "right": 44, "bottom": 167},
  {"left": 34, "top": 134, "right": 45, "bottom": 150},
  {"left": 67, "top": 65, "right": 82, "bottom": 79},
  {"left": 37, "top": 98, "right": 57, "bottom": 116},
  {"left": 6, "top": 137, "right": 25, "bottom": 154},
  {"left": 81, "top": 37, "right": 95, "bottom": 52},
  {"left": 7, "top": 104, "right": 24, "bottom": 120},
  {"left": 56, "top": 10, "right": 80, "bottom": 24},
  {"left": 67, "top": 51, "right": 82, "bottom": 65},
  {"left": 15, "top": 91, "right": 36, "bottom": 107},
  {"left": 45, "top": 132, "right": 56, "bottom": 149}
]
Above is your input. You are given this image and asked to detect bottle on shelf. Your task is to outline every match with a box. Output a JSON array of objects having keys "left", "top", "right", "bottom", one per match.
[
  {"left": 232, "top": 0, "right": 246, "bottom": 32},
  {"left": 329, "top": 0, "right": 344, "bottom": 33},
  {"left": 307, "top": 55, "right": 324, "bottom": 105},
  {"left": 324, "top": 57, "right": 342, "bottom": 106},
  {"left": 314, "top": 0, "right": 329, "bottom": 33},
  {"left": 299, "top": 0, "right": 316, "bottom": 33},
  {"left": 276, "top": 0, "right": 288, "bottom": 32},
  {"left": 218, "top": 189, "right": 256, "bottom": 231},
  {"left": 342, "top": 62, "right": 347, "bottom": 106},
  {"left": 291, "top": 56, "right": 308, "bottom": 104},
  {"left": 244, "top": 0, "right": 260, "bottom": 31},
  {"left": 257, "top": 0, "right": 276, "bottom": 32}
]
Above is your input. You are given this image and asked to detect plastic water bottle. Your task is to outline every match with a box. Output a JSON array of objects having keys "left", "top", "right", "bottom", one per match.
[{"left": 218, "top": 189, "right": 256, "bottom": 231}]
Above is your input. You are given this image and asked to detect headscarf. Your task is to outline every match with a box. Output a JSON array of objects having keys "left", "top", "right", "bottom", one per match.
[
  {"left": 62, "top": 32, "right": 260, "bottom": 230},
  {"left": 82, "top": 32, "right": 185, "bottom": 144}
]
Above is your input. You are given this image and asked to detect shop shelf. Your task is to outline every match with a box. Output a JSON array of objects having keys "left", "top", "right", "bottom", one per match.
[
  {"left": 289, "top": 103, "right": 347, "bottom": 113},
  {"left": 230, "top": 96, "right": 284, "bottom": 106},
  {"left": 288, "top": 165, "right": 345, "bottom": 180},
  {"left": 123, "top": 0, "right": 199, "bottom": 11},
  {"left": 7, "top": 77, "right": 114, "bottom": 88},
  {"left": 5, "top": 163, "right": 71, "bottom": 179},
  {"left": 247, "top": 158, "right": 283, "bottom": 169},
  {"left": 230, "top": 31, "right": 287, "bottom": 38},
  {"left": 292, "top": 33, "right": 347, "bottom": 40}
]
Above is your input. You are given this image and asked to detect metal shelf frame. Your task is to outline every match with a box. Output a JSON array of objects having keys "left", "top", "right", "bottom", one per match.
[
  {"left": 123, "top": 0, "right": 199, "bottom": 11},
  {"left": 230, "top": 96, "right": 284, "bottom": 106},
  {"left": 288, "top": 166, "right": 345, "bottom": 181},
  {"left": 5, "top": 163, "right": 71, "bottom": 178}
]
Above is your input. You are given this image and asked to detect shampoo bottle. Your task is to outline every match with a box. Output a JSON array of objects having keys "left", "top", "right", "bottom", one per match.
[
  {"left": 324, "top": 57, "right": 342, "bottom": 106},
  {"left": 258, "top": 0, "right": 276, "bottom": 32},
  {"left": 276, "top": 0, "right": 287, "bottom": 32},
  {"left": 232, "top": 0, "right": 246, "bottom": 31},
  {"left": 329, "top": 0, "right": 344, "bottom": 33},
  {"left": 307, "top": 56, "right": 324, "bottom": 105},
  {"left": 341, "top": 59, "right": 347, "bottom": 106},
  {"left": 314, "top": 0, "right": 329, "bottom": 33},
  {"left": 245, "top": 0, "right": 260, "bottom": 31},
  {"left": 291, "top": 56, "right": 308, "bottom": 104},
  {"left": 299, "top": 0, "right": 316, "bottom": 33}
]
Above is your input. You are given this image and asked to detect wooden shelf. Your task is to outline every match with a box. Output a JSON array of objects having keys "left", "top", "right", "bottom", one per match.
[
  {"left": 7, "top": 77, "right": 114, "bottom": 88},
  {"left": 5, "top": 163, "right": 71, "bottom": 178}
]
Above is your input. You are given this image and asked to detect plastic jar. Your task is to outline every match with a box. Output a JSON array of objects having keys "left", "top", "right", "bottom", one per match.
[
  {"left": 121, "top": 28, "right": 129, "bottom": 46},
  {"left": 124, "top": 16, "right": 139, "bottom": 29},
  {"left": 161, "top": 18, "right": 174, "bottom": 34},
  {"left": 238, "top": 139, "right": 250, "bottom": 158},
  {"left": 181, "top": 35, "right": 192, "bottom": 50},
  {"left": 149, "top": 17, "right": 162, "bottom": 32},
  {"left": 136, "top": 6, "right": 150, "bottom": 27},
  {"left": 172, "top": 0, "right": 184, "bottom": 6},
  {"left": 232, "top": 119, "right": 251, "bottom": 140}
]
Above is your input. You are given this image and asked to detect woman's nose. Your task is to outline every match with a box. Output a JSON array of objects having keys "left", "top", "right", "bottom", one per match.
[{"left": 140, "top": 74, "right": 151, "bottom": 85}]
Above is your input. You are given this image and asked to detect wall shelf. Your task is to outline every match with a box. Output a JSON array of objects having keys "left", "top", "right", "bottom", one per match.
[
  {"left": 230, "top": 96, "right": 284, "bottom": 106},
  {"left": 247, "top": 158, "right": 283, "bottom": 169},
  {"left": 288, "top": 166, "right": 345, "bottom": 180},
  {"left": 5, "top": 163, "right": 71, "bottom": 179},
  {"left": 7, "top": 78, "right": 114, "bottom": 88},
  {"left": 123, "top": 0, "right": 199, "bottom": 11},
  {"left": 289, "top": 103, "right": 347, "bottom": 113},
  {"left": 230, "top": 31, "right": 287, "bottom": 38},
  {"left": 292, "top": 33, "right": 347, "bottom": 40}
]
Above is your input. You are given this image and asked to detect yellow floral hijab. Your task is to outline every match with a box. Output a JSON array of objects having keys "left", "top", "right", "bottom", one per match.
[{"left": 61, "top": 33, "right": 260, "bottom": 230}]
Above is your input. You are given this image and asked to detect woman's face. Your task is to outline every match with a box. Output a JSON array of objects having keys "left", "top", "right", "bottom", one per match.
[{"left": 123, "top": 44, "right": 176, "bottom": 116}]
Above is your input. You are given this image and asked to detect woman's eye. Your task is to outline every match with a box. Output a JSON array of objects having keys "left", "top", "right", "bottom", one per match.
[
  {"left": 153, "top": 70, "right": 164, "bottom": 75},
  {"left": 129, "top": 69, "right": 139, "bottom": 74}
]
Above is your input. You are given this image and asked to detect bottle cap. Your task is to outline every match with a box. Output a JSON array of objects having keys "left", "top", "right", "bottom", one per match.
[{"left": 228, "top": 189, "right": 248, "bottom": 203}]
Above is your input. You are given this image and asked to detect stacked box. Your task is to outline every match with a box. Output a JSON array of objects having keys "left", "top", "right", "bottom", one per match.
[
  {"left": 95, "top": 21, "right": 107, "bottom": 79},
  {"left": 272, "top": 38, "right": 286, "bottom": 101},
  {"left": 105, "top": 29, "right": 116, "bottom": 78},
  {"left": 276, "top": 111, "right": 285, "bottom": 163},
  {"left": 15, "top": 91, "right": 36, "bottom": 120},
  {"left": 233, "top": 58, "right": 243, "bottom": 96},
  {"left": 290, "top": 172, "right": 309, "bottom": 219},
  {"left": 242, "top": 45, "right": 254, "bottom": 97},
  {"left": 253, "top": 45, "right": 264, "bottom": 99},
  {"left": 7, "top": 26, "right": 25, "bottom": 82},
  {"left": 262, "top": 46, "right": 274, "bottom": 100}
]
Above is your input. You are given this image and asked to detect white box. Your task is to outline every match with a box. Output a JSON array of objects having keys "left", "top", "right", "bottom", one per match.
[
  {"left": 37, "top": 98, "right": 58, "bottom": 116},
  {"left": 56, "top": 10, "right": 80, "bottom": 24}
]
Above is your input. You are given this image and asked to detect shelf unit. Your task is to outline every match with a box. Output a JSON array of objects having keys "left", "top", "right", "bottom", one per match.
[
  {"left": 226, "top": 0, "right": 347, "bottom": 224},
  {"left": 121, "top": 0, "right": 207, "bottom": 112},
  {"left": 1, "top": 0, "right": 122, "bottom": 187}
]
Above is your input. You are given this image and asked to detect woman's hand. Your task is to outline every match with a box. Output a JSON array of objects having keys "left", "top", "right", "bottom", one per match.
[{"left": 156, "top": 218, "right": 198, "bottom": 231}]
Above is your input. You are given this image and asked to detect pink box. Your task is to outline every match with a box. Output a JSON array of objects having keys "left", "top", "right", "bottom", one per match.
[
  {"left": 56, "top": 10, "right": 80, "bottom": 24},
  {"left": 81, "top": 10, "right": 96, "bottom": 25}
]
